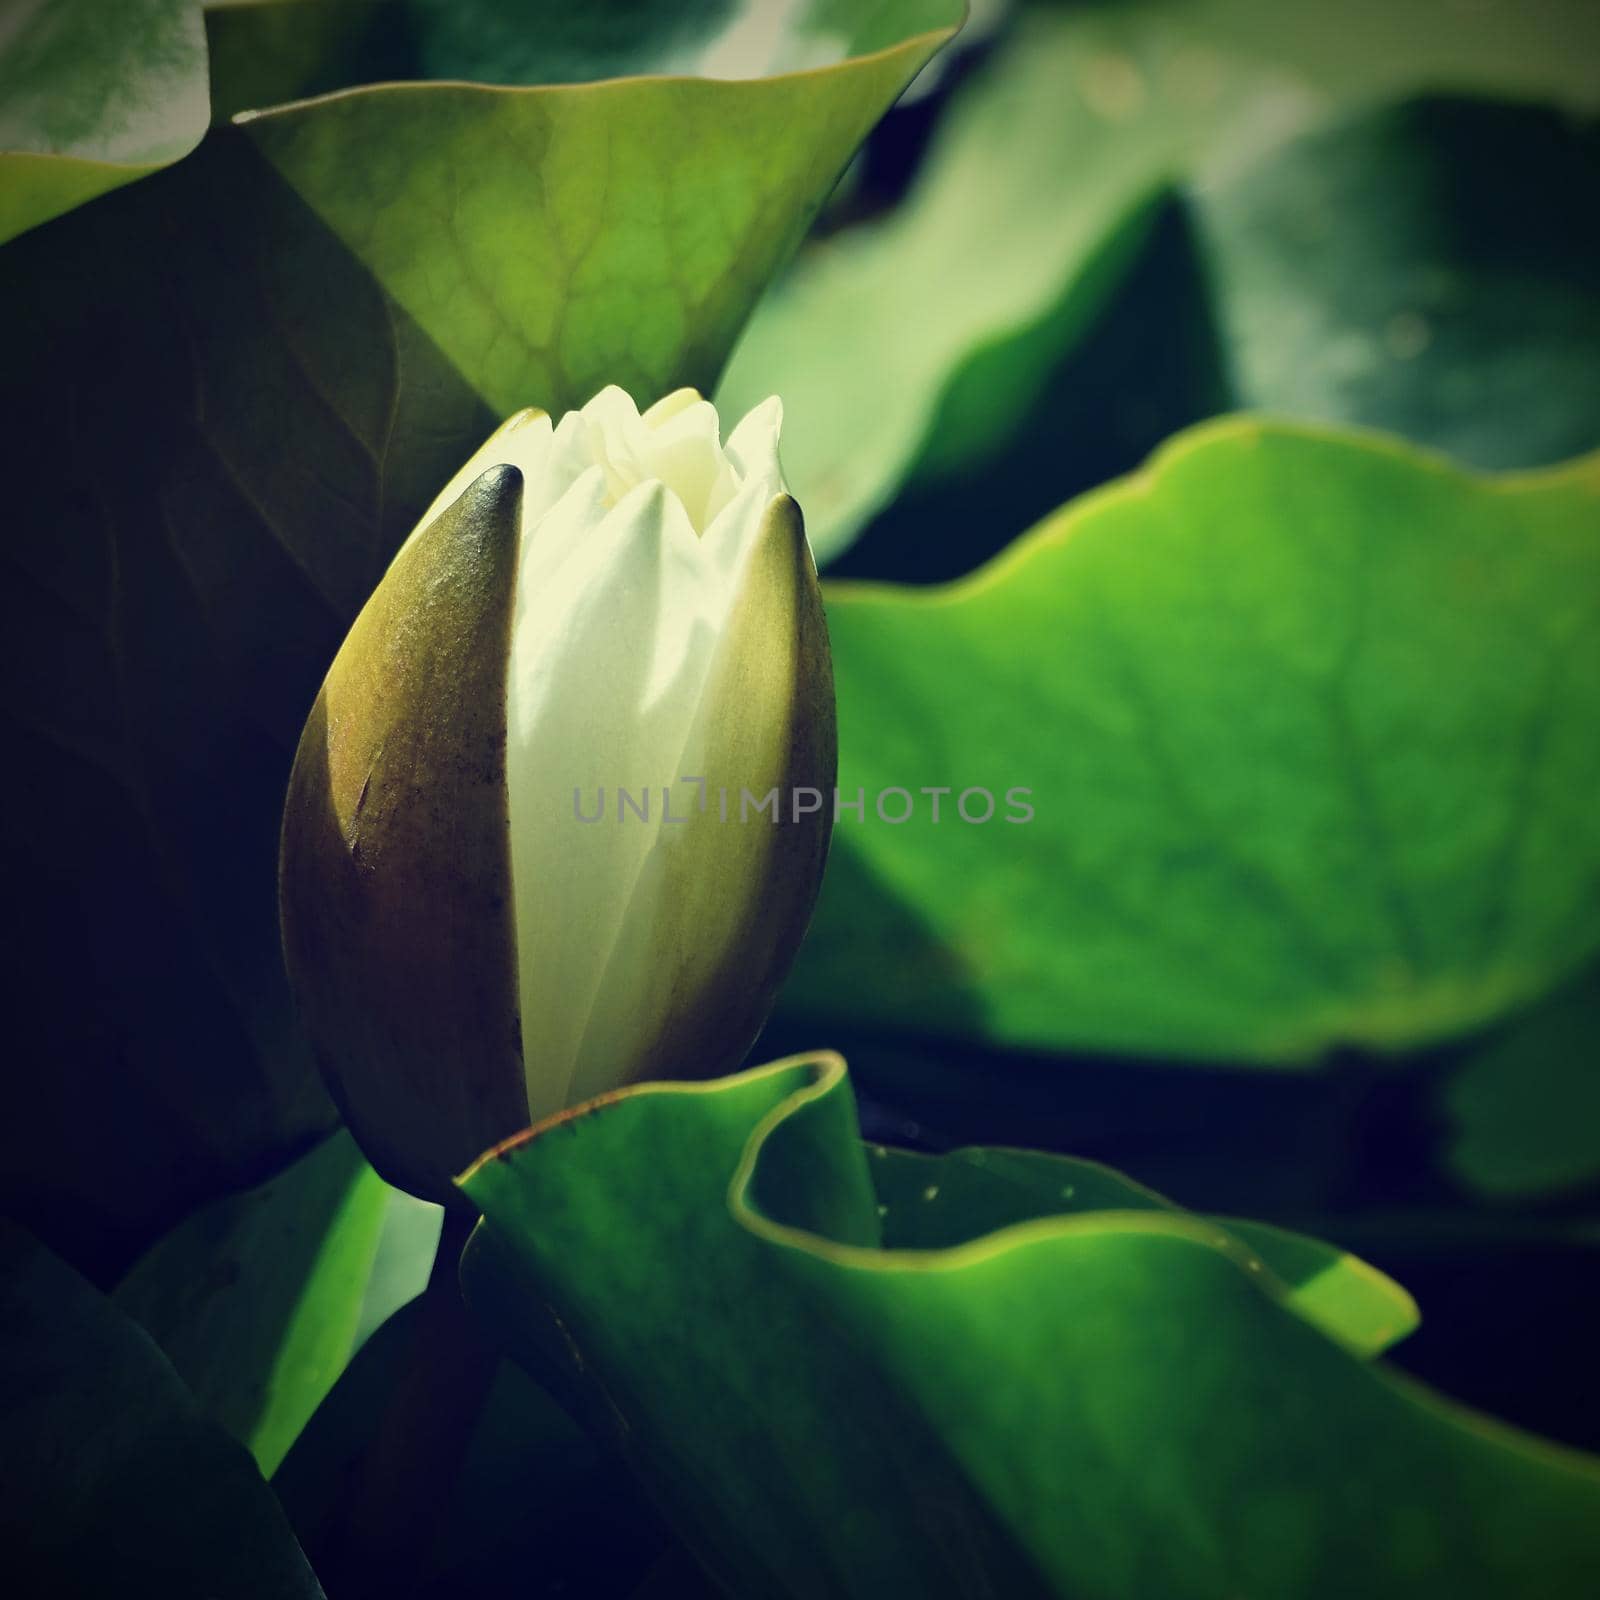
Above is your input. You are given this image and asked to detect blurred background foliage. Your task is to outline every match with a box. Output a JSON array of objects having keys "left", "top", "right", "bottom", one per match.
[
  {"left": 3, "top": 0, "right": 1599, "bottom": 1595},
  {"left": 729, "top": 0, "right": 1600, "bottom": 1498}
]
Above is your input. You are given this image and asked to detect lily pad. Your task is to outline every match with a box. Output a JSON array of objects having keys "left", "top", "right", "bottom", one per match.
[
  {"left": 782, "top": 420, "right": 1600, "bottom": 1065},
  {"left": 462, "top": 1056, "right": 1600, "bottom": 1599},
  {"left": 1196, "top": 95, "right": 1600, "bottom": 473},
  {"left": 114, "top": 1132, "right": 441, "bottom": 1474},
  {"left": 824, "top": 93, "right": 1600, "bottom": 586},
  {"left": 0, "top": 0, "right": 209, "bottom": 243},
  {"left": 234, "top": 0, "right": 962, "bottom": 416},
  {"left": 721, "top": 0, "right": 1292, "bottom": 560},
  {"left": 861, "top": 1142, "right": 1418, "bottom": 1357},
  {"left": 0, "top": 0, "right": 958, "bottom": 1278},
  {"left": 0, "top": 1220, "right": 323, "bottom": 1597},
  {"left": 1443, "top": 966, "right": 1600, "bottom": 1201},
  {"left": 722, "top": 1, "right": 1600, "bottom": 564},
  {"left": 204, "top": 0, "right": 960, "bottom": 110},
  {"left": 273, "top": 1311, "right": 683, "bottom": 1599}
]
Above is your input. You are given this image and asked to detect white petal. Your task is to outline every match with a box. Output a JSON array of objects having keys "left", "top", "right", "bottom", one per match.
[
  {"left": 494, "top": 384, "right": 799, "bottom": 1115},
  {"left": 725, "top": 395, "right": 785, "bottom": 496},
  {"left": 563, "top": 491, "right": 815, "bottom": 1108},
  {"left": 534, "top": 407, "right": 605, "bottom": 526},
  {"left": 641, "top": 387, "right": 703, "bottom": 428},
  {"left": 507, "top": 479, "right": 724, "bottom": 1116},
  {"left": 637, "top": 397, "right": 728, "bottom": 534},
  {"left": 701, "top": 475, "right": 774, "bottom": 592}
]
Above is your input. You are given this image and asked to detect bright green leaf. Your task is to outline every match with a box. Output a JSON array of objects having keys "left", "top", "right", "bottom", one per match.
[
  {"left": 113, "top": 1132, "right": 441, "bottom": 1475},
  {"left": 0, "top": 0, "right": 209, "bottom": 244},
  {"left": 783, "top": 421, "right": 1600, "bottom": 1065},
  {"left": 0, "top": 1220, "right": 323, "bottom": 1597},
  {"left": 0, "top": 2, "right": 957, "bottom": 1279},
  {"left": 1218, "top": 1217, "right": 1421, "bottom": 1360},
  {"left": 232, "top": 0, "right": 962, "bottom": 416},
  {"left": 462, "top": 1056, "right": 1600, "bottom": 1599}
]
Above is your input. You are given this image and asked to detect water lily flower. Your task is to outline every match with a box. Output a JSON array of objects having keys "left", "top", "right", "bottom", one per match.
[{"left": 280, "top": 387, "right": 835, "bottom": 1203}]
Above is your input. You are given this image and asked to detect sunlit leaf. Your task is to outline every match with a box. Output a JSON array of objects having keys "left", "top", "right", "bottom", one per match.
[
  {"left": 723, "top": 1, "right": 1287, "bottom": 559},
  {"left": 113, "top": 1132, "right": 441, "bottom": 1474},
  {"left": 783, "top": 421, "right": 1600, "bottom": 1065},
  {"left": 233, "top": 4, "right": 961, "bottom": 417}
]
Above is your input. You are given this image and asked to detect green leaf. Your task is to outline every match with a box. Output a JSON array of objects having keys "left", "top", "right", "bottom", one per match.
[
  {"left": 721, "top": 1, "right": 1266, "bottom": 561},
  {"left": 0, "top": 3, "right": 957, "bottom": 1278},
  {"left": 0, "top": 0, "right": 210, "bottom": 244},
  {"left": 863, "top": 1144, "right": 1417, "bottom": 1356},
  {"left": 1166, "top": 0, "right": 1600, "bottom": 103},
  {"left": 1196, "top": 96, "right": 1600, "bottom": 473},
  {"left": 0, "top": 1219, "right": 323, "bottom": 1597},
  {"left": 461, "top": 1057, "right": 1600, "bottom": 1599},
  {"left": 112, "top": 1131, "right": 441, "bottom": 1475},
  {"left": 782, "top": 421, "right": 1600, "bottom": 1065},
  {"left": 823, "top": 94, "right": 1600, "bottom": 589},
  {"left": 722, "top": 1, "right": 1600, "bottom": 564},
  {"left": 206, "top": 0, "right": 963, "bottom": 111},
  {"left": 427, "top": 1360, "right": 683, "bottom": 1597},
  {"left": 231, "top": 0, "right": 962, "bottom": 416},
  {"left": 273, "top": 1298, "right": 684, "bottom": 1596},
  {"left": 1443, "top": 965, "right": 1600, "bottom": 1200}
]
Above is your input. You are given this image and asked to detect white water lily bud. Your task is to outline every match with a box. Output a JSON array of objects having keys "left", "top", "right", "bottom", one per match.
[{"left": 280, "top": 387, "right": 835, "bottom": 1204}]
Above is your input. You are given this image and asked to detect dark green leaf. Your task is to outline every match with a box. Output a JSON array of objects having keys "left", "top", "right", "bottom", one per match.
[
  {"left": 1443, "top": 966, "right": 1600, "bottom": 1200},
  {"left": 1197, "top": 96, "right": 1600, "bottom": 472},
  {"left": 0, "top": 1219, "right": 322, "bottom": 1597},
  {"left": 423, "top": 1361, "right": 680, "bottom": 1598},
  {"left": 864, "top": 1143, "right": 1418, "bottom": 1355},
  {"left": 206, "top": 0, "right": 960, "bottom": 110},
  {"left": 272, "top": 1259, "right": 675, "bottom": 1598}
]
